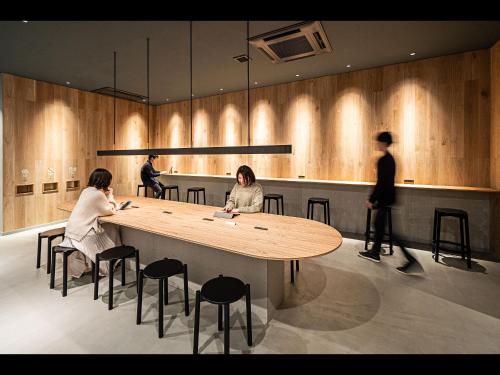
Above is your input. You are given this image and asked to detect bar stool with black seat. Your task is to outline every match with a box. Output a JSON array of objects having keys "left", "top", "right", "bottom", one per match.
[
  {"left": 187, "top": 187, "right": 206, "bottom": 205},
  {"left": 364, "top": 207, "right": 393, "bottom": 255},
  {"left": 50, "top": 245, "right": 95, "bottom": 297},
  {"left": 193, "top": 275, "right": 252, "bottom": 355},
  {"left": 94, "top": 245, "right": 140, "bottom": 310},
  {"left": 432, "top": 207, "right": 472, "bottom": 269},
  {"left": 136, "top": 257, "right": 189, "bottom": 338},
  {"left": 137, "top": 184, "right": 148, "bottom": 197},
  {"left": 263, "top": 193, "right": 285, "bottom": 215},
  {"left": 37, "top": 227, "right": 65, "bottom": 274},
  {"left": 225, "top": 190, "right": 231, "bottom": 204},
  {"left": 161, "top": 185, "right": 180, "bottom": 201}
]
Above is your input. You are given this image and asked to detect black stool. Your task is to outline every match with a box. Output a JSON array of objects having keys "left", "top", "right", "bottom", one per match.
[
  {"left": 137, "top": 258, "right": 189, "bottom": 338},
  {"left": 187, "top": 187, "right": 206, "bottom": 205},
  {"left": 37, "top": 227, "right": 65, "bottom": 273},
  {"left": 307, "top": 197, "right": 331, "bottom": 225},
  {"left": 364, "top": 207, "right": 393, "bottom": 255},
  {"left": 225, "top": 191, "right": 231, "bottom": 204},
  {"left": 94, "top": 246, "right": 140, "bottom": 310},
  {"left": 432, "top": 208, "right": 471, "bottom": 269},
  {"left": 137, "top": 184, "right": 148, "bottom": 197},
  {"left": 50, "top": 246, "right": 94, "bottom": 297},
  {"left": 263, "top": 193, "right": 284, "bottom": 215},
  {"left": 193, "top": 275, "right": 252, "bottom": 355},
  {"left": 161, "top": 185, "right": 180, "bottom": 201}
]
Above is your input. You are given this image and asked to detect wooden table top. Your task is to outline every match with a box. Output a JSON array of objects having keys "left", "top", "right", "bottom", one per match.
[
  {"left": 58, "top": 195, "right": 343, "bottom": 261},
  {"left": 160, "top": 172, "right": 499, "bottom": 193}
]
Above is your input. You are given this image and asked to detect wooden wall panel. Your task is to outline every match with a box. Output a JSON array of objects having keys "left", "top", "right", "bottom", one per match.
[
  {"left": 153, "top": 49, "right": 491, "bottom": 188},
  {"left": 2, "top": 74, "right": 149, "bottom": 232}
]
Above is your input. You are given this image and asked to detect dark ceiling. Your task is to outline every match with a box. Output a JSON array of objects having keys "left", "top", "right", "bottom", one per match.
[{"left": 1, "top": 20, "right": 500, "bottom": 104}]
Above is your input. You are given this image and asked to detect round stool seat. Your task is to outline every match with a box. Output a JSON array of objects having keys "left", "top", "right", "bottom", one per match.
[
  {"left": 308, "top": 197, "right": 329, "bottom": 203},
  {"left": 144, "top": 258, "right": 183, "bottom": 279},
  {"left": 264, "top": 193, "right": 283, "bottom": 199},
  {"left": 436, "top": 208, "right": 467, "bottom": 216},
  {"left": 40, "top": 227, "right": 65, "bottom": 238},
  {"left": 163, "top": 185, "right": 178, "bottom": 189},
  {"left": 201, "top": 276, "right": 246, "bottom": 304},
  {"left": 188, "top": 187, "right": 205, "bottom": 191},
  {"left": 99, "top": 245, "right": 136, "bottom": 261}
]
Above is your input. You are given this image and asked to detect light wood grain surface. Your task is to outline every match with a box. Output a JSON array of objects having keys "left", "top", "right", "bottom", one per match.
[{"left": 58, "top": 195, "right": 343, "bottom": 261}]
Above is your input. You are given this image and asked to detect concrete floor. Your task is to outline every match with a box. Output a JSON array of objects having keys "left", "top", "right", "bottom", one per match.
[{"left": 1, "top": 223, "right": 500, "bottom": 354}]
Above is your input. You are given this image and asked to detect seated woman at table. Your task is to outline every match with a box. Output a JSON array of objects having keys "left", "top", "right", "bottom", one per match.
[
  {"left": 59, "top": 168, "right": 121, "bottom": 278},
  {"left": 224, "top": 165, "right": 263, "bottom": 213}
]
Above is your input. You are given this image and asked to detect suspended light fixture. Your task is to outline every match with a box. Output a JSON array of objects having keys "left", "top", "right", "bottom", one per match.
[{"left": 97, "top": 21, "right": 291, "bottom": 156}]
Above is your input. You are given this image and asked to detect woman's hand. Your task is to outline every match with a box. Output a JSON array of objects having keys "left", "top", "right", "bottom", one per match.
[
  {"left": 224, "top": 207, "right": 232, "bottom": 213},
  {"left": 231, "top": 209, "right": 239, "bottom": 213},
  {"left": 365, "top": 200, "right": 373, "bottom": 209}
]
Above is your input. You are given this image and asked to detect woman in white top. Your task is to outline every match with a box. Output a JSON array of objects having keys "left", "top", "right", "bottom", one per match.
[{"left": 60, "top": 168, "right": 121, "bottom": 278}]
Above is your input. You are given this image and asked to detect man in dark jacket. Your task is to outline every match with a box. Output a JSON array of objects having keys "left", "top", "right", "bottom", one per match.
[
  {"left": 140, "top": 154, "right": 164, "bottom": 199},
  {"left": 358, "top": 132, "right": 416, "bottom": 273}
]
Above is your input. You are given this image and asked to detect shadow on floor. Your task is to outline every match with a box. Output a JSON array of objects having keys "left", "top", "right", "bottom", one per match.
[{"left": 275, "top": 261, "right": 381, "bottom": 331}]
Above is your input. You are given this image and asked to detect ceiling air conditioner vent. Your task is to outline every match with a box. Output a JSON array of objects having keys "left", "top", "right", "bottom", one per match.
[
  {"left": 92, "top": 87, "right": 148, "bottom": 103},
  {"left": 249, "top": 21, "right": 332, "bottom": 64}
]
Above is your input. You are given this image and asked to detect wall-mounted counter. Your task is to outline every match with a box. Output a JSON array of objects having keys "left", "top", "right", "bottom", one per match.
[{"left": 159, "top": 173, "right": 499, "bottom": 253}]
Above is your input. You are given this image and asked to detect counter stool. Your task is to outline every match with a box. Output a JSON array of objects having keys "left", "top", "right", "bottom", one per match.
[
  {"left": 187, "top": 187, "right": 206, "bottom": 205},
  {"left": 137, "top": 184, "right": 148, "bottom": 197},
  {"left": 193, "top": 275, "right": 252, "bottom": 355},
  {"left": 225, "top": 191, "right": 231, "bottom": 204},
  {"left": 94, "top": 246, "right": 140, "bottom": 310},
  {"left": 137, "top": 258, "right": 189, "bottom": 338},
  {"left": 432, "top": 208, "right": 471, "bottom": 269},
  {"left": 37, "top": 227, "right": 65, "bottom": 273},
  {"left": 364, "top": 207, "right": 393, "bottom": 255},
  {"left": 161, "top": 185, "right": 180, "bottom": 201},
  {"left": 263, "top": 193, "right": 284, "bottom": 215},
  {"left": 50, "top": 246, "right": 94, "bottom": 297}
]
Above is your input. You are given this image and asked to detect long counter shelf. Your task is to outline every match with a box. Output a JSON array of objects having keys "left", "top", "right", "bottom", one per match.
[{"left": 160, "top": 173, "right": 499, "bottom": 193}]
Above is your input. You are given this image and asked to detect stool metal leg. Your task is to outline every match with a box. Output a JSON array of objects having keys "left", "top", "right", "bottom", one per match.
[
  {"left": 311, "top": 203, "right": 315, "bottom": 221},
  {"left": 465, "top": 215, "right": 472, "bottom": 269},
  {"left": 218, "top": 304, "right": 223, "bottom": 331},
  {"left": 281, "top": 197, "right": 285, "bottom": 216},
  {"left": 459, "top": 217, "right": 465, "bottom": 260},
  {"left": 108, "top": 259, "right": 115, "bottom": 310},
  {"left": 183, "top": 264, "right": 190, "bottom": 316},
  {"left": 296, "top": 260, "right": 299, "bottom": 271},
  {"left": 432, "top": 210, "right": 438, "bottom": 254},
  {"left": 135, "top": 250, "right": 140, "bottom": 293},
  {"left": 91, "top": 261, "right": 95, "bottom": 283},
  {"left": 290, "top": 260, "right": 295, "bottom": 284},
  {"left": 47, "top": 238, "right": 53, "bottom": 274},
  {"left": 62, "top": 252, "right": 69, "bottom": 297},
  {"left": 159, "top": 278, "right": 164, "bottom": 338},
  {"left": 94, "top": 254, "right": 100, "bottom": 300},
  {"left": 176, "top": 187, "right": 180, "bottom": 201},
  {"left": 224, "top": 303, "right": 230, "bottom": 355},
  {"left": 50, "top": 248, "right": 57, "bottom": 289},
  {"left": 245, "top": 284, "right": 252, "bottom": 346},
  {"left": 388, "top": 209, "right": 393, "bottom": 255},
  {"left": 136, "top": 270, "right": 144, "bottom": 324},
  {"left": 164, "top": 277, "right": 168, "bottom": 305},
  {"left": 36, "top": 234, "right": 42, "bottom": 269},
  {"left": 121, "top": 258, "right": 126, "bottom": 286},
  {"left": 193, "top": 290, "right": 201, "bottom": 354},
  {"left": 435, "top": 213, "right": 441, "bottom": 262},
  {"left": 203, "top": 189, "right": 206, "bottom": 205},
  {"left": 323, "top": 203, "right": 327, "bottom": 225},
  {"left": 327, "top": 201, "right": 331, "bottom": 226},
  {"left": 267, "top": 199, "right": 271, "bottom": 213}
]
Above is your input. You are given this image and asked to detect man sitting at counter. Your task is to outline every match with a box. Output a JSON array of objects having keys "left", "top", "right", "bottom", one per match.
[
  {"left": 140, "top": 154, "right": 165, "bottom": 199},
  {"left": 223, "top": 165, "right": 264, "bottom": 213}
]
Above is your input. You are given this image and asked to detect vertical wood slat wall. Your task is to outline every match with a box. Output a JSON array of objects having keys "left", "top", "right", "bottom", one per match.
[{"left": 2, "top": 46, "right": 497, "bottom": 233}]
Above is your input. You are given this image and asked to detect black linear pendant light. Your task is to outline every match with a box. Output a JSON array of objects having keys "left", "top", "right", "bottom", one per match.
[{"left": 97, "top": 21, "right": 291, "bottom": 156}]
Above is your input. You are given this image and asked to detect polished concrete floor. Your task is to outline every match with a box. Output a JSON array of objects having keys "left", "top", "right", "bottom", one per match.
[{"left": 1, "top": 223, "right": 500, "bottom": 354}]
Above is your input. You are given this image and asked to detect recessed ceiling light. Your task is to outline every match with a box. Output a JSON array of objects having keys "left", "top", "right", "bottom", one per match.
[
  {"left": 346, "top": 64, "right": 351, "bottom": 68},
  {"left": 66, "top": 81, "right": 71, "bottom": 85},
  {"left": 166, "top": 98, "right": 169, "bottom": 102},
  {"left": 254, "top": 81, "right": 258, "bottom": 85},
  {"left": 142, "top": 99, "right": 146, "bottom": 102},
  {"left": 22, "top": 20, "right": 28, "bottom": 23},
  {"left": 192, "top": 94, "right": 194, "bottom": 97},
  {"left": 410, "top": 52, "right": 416, "bottom": 56},
  {"left": 219, "top": 88, "right": 224, "bottom": 91},
  {"left": 295, "top": 74, "right": 300, "bottom": 77}
]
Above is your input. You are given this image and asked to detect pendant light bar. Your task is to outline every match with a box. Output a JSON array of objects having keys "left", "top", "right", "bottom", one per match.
[
  {"left": 147, "top": 37, "right": 150, "bottom": 147},
  {"left": 190, "top": 20, "right": 193, "bottom": 148},
  {"left": 113, "top": 51, "right": 116, "bottom": 147},
  {"left": 97, "top": 145, "right": 292, "bottom": 156},
  {"left": 247, "top": 20, "right": 250, "bottom": 146}
]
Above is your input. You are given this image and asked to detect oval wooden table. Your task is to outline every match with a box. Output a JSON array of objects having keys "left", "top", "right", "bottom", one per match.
[{"left": 59, "top": 195, "right": 343, "bottom": 322}]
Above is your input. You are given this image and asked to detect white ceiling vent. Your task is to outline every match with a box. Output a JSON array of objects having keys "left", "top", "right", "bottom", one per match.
[{"left": 249, "top": 21, "right": 332, "bottom": 64}]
